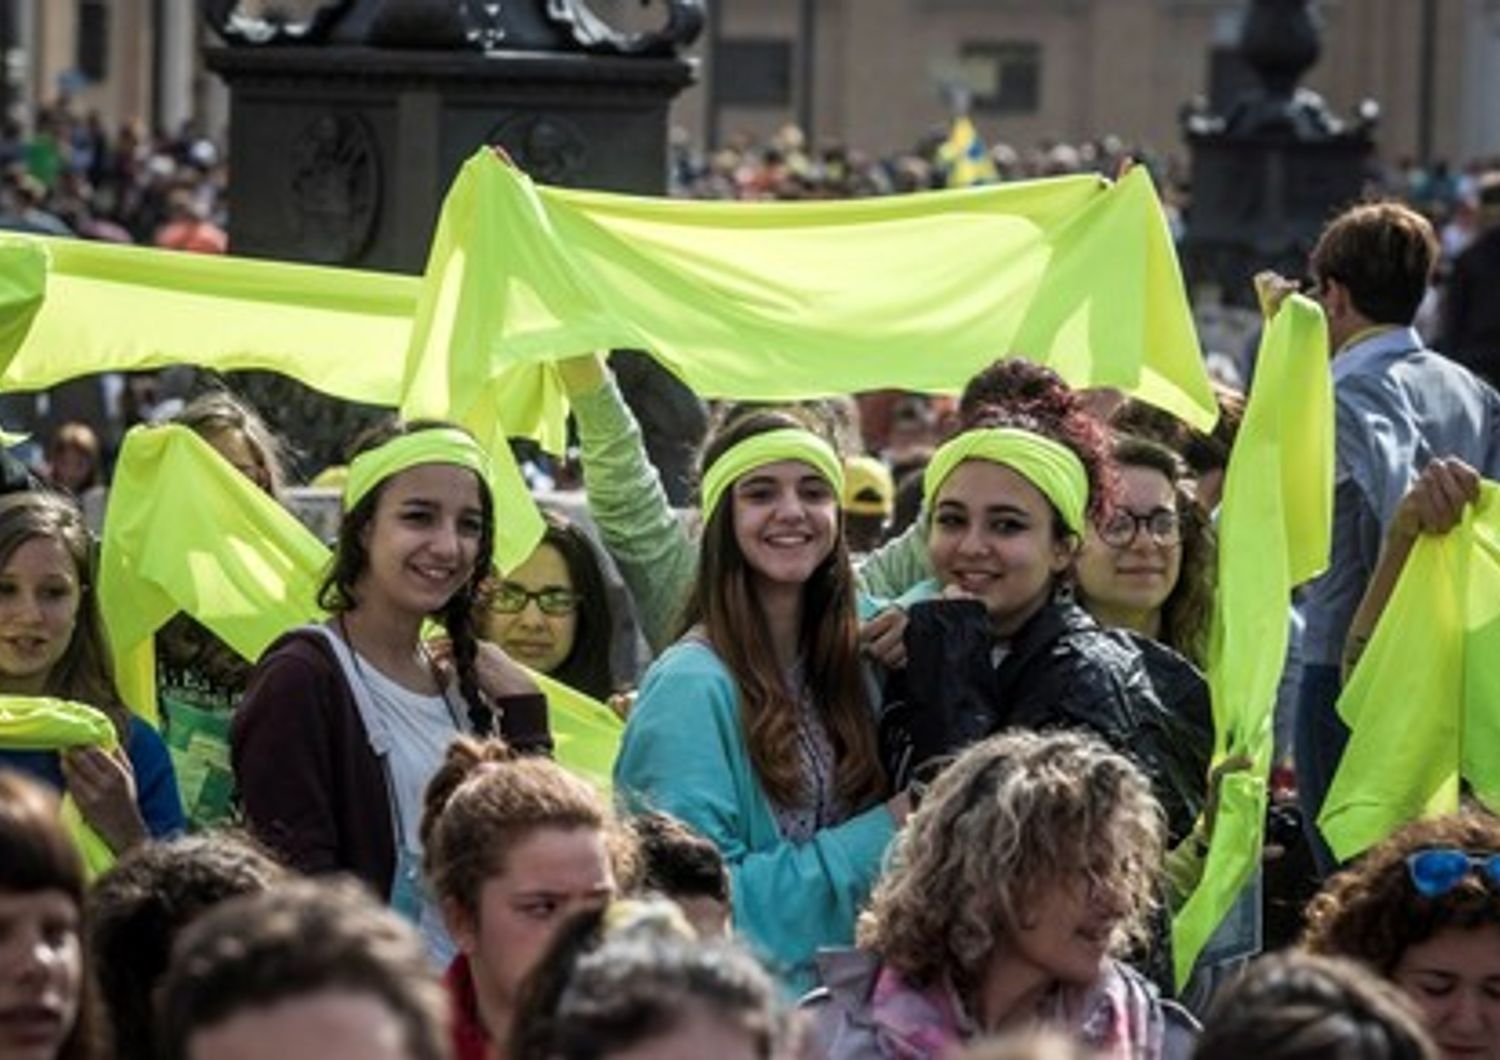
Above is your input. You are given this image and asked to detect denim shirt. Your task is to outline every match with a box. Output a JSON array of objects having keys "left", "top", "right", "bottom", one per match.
[{"left": 1302, "top": 327, "right": 1500, "bottom": 665}]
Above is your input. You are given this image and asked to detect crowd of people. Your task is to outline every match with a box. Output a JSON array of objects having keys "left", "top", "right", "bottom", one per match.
[
  {"left": 0, "top": 104, "right": 226, "bottom": 250},
  {"left": 2, "top": 98, "right": 1500, "bottom": 1060}
]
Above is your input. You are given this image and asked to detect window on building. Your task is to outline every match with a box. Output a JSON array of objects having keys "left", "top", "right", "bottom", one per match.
[
  {"left": 715, "top": 38, "right": 792, "bottom": 107},
  {"left": 959, "top": 41, "right": 1041, "bottom": 115},
  {"left": 77, "top": 0, "right": 109, "bottom": 81}
]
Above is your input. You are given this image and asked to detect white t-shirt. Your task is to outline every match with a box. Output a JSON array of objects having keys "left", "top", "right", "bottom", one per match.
[{"left": 352, "top": 651, "right": 468, "bottom": 966}]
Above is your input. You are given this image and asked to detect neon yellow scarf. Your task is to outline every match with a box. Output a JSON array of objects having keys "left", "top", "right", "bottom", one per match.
[
  {"left": 1320, "top": 483, "right": 1500, "bottom": 860},
  {"left": 699, "top": 428, "right": 844, "bottom": 519},
  {"left": 0, "top": 696, "right": 119, "bottom": 877},
  {"left": 99, "top": 425, "right": 330, "bottom": 724},
  {"left": 401, "top": 150, "right": 1217, "bottom": 431},
  {"left": 0, "top": 236, "right": 552, "bottom": 572},
  {"left": 0, "top": 238, "right": 45, "bottom": 360},
  {"left": 1171, "top": 293, "right": 1334, "bottom": 986},
  {"left": 343, "top": 428, "right": 495, "bottom": 511},
  {"left": 922, "top": 427, "right": 1089, "bottom": 534},
  {"left": 98, "top": 424, "right": 621, "bottom": 781}
]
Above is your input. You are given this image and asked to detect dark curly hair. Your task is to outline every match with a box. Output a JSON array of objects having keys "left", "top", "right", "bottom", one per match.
[
  {"left": 317, "top": 418, "right": 493, "bottom": 732},
  {"left": 1302, "top": 811, "right": 1500, "bottom": 976},
  {"left": 960, "top": 389, "right": 1117, "bottom": 533}
]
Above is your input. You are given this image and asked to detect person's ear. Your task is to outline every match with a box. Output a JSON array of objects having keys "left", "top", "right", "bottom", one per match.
[
  {"left": 443, "top": 896, "right": 478, "bottom": 956},
  {"left": 1323, "top": 277, "right": 1353, "bottom": 320},
  {"left": 1050, "top": 531, "right": 1079, "bottom": 574}
]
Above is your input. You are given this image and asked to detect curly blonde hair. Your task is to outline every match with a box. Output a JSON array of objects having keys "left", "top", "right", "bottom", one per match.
[{"left": 857, "top": 730, "right": 1165, "bottom": 994}]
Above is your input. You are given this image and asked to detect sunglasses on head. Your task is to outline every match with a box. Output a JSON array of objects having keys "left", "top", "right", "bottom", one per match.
[{"left": 1404, "top": 847, "right": 1500, "bottom": 898}]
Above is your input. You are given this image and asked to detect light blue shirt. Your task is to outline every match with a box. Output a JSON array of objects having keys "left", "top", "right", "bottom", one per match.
[{"left": 1303, "top": 327, "right": 1500, "bottom": 665}]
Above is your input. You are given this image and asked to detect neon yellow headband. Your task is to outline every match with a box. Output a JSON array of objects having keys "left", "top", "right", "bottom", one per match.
[
  {"left": 923, "top": 427, "right": 1089, "bottom": 534},
  {"left": 700, "top": 428, "right": 844, "bottom": 518},
  {"left": 344, "top": 428, "right": 494, "bottom": 512}
]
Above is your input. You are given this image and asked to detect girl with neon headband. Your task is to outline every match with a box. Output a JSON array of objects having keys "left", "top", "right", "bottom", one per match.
[
  {"left": 232, "top": 421, "right": 551, "bottom": 946},
  {"left": 614, "top": 408, "right": 906, "bottom": 993},
  {"left": 887, "top": 390, "right": 1208, "bottom": 849}
]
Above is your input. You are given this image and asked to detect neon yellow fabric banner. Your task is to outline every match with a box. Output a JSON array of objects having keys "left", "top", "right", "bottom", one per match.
[
  {"left": 0, "top": 695, "right": 120, "bottom": 876},
  {"left": 0, "top": 239, "right": 46, "bottom": 360},
  {"left": 97, "top": 424, "right": 621, "bottom": 780},
  {"left": 401, "top": 150, "right": 1218, "bottom": 430},
  {"left": 99, "top": 425, "right": 329, "bottom": 725},
  {"left": 0, "top": 236, "right": 557, "bottom": 570},
  {"left": 1172, "top": 293, "right": 1333, "bottom": 986},
  {"left": 531, "top": 670, "right": 624, "bottom": 792},
  {"left": 1320, "top": 483, "right": 1500, "bottom": 861}
]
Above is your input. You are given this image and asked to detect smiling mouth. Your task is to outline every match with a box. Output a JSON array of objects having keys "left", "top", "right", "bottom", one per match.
[
  {"left": 764, "top": 534, "right": 813, "bottom": 547},
  {"left": 2, "top": 636, "right": 48, "bottom": 653},
  {"left": 0, "top": 1005, "right": 65, "bottom": 1044}
]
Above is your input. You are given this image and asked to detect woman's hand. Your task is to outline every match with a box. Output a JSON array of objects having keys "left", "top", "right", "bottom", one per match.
[
  {"left": 428, "top": 636, "right": 540, "bottom": 701},
  {"left": 859, "top": 607, "right": 909, "bottom": 669},
  {"left": 1388, "top": 457, "right": 1481, "bottom": 546},
  {"left": 61, "top": 746, "right": 148, "bottom": 855}
]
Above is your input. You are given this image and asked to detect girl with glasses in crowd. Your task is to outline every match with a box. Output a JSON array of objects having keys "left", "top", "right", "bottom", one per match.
[
  {"left": 1075, "top": 436, "right": 1215, "bottom": 670},
  {"left": 482, "top": 510, "right": 616, "bottom": 702},
  {"left": 804, "top": 730, "right": 1196, "bottom": 1060},
  {"left": 1302, "top": 811, "right": 1500, "bottom": 1060},
  {"left": 232, "top": 421, "right": 549, "bottom": 945},
  {"left": 882, "top": 377, "right": 1208, "bottom": 849},
  {"left": 614, "top": 408, "right": 905, "bottom": 993}
]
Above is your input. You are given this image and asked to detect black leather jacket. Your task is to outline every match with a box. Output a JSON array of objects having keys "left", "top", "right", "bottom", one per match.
[{"left": 880, "top": 598, "right": 1212, "bottom": 844}]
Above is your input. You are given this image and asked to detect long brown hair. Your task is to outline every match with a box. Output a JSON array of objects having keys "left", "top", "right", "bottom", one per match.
[
  {"left": 0, "top": 491, "right": 129, "bottom": 739},
  {"left": 680, "top": 411, "right": 885, "bottom": 810}
]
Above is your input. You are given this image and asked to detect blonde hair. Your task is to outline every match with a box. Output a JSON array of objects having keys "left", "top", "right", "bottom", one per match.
[{"left": 857, "top": 730, "right": 1164, "bottom": 993}]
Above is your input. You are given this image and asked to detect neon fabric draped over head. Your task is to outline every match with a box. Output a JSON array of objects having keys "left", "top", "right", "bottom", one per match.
[
  {"left": 343, "top": 427, "right": 495, "bottom": 512},
  {"left": 699, "top": 428, "right": 844, "bottom": 520},
  {"left": 922, "top": 427, "right": 1090, "bottom": 534},
  {"left": 0, "top": 696, "right": 119, "bottom": 876},
  {"left": 1171, "top": 292, "right": 1334, "bottom": 987},
  {"left": 1320, "top": 483, "right": 1500, "bottom": 861},
  {"left": 97, "top": 425, "right": 623, "bottom": 788}
]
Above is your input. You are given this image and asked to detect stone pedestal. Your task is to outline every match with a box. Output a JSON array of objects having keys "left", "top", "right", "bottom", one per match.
[
  {"left": 1181, "top": 0, "right": 1376, "bottom": 305},
  {"left": 206, "top": 45, "right": 694, "bottom": 272}
]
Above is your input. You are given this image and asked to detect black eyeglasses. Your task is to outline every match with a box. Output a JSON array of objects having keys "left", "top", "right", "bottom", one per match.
[
  {"left": 1096, "top": 508, "right": 1181, "bottom": 549},
  {"left": 490, "top": 583, "right": 582, "bottom": 616}
]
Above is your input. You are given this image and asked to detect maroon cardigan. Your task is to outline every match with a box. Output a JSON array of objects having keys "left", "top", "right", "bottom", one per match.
[{"left": 231, "top": 628, "right": 550, "bottom": 898}]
